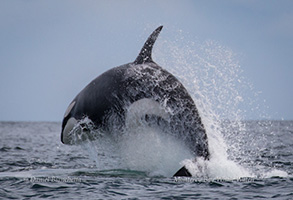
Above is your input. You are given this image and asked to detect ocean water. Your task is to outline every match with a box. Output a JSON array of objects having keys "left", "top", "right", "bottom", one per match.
[
  {"left": 0, "top": 121, "right": 292, "bottom": 199},
  {"left": 2, "top": 30, "right": 292, "bottom": 199}
]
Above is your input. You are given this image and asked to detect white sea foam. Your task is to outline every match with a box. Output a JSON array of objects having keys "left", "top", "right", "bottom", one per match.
[{"left": 263, "top": 169, "right": 288, "bottom": 178}]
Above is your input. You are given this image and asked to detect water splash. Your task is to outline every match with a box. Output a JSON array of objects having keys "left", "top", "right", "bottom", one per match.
[
  {"left": 119, "top": 125, "right": 194, "bottom": 177},
  {"left": 71, "top": 118, "right": 194, "bottom": 177},
  {"left": 71, "top": 28, "right": 287, "bottom": 179},
  {"left": 154, "top": 29, "right": 287, "bottom": 179},
  {"left": 151, "top": 33, "right": 248, "bottom": 178}
]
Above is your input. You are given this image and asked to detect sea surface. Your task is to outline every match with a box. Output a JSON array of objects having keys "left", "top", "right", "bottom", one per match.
[{"left": 0, "top": 121, "right": 292, "bottom": 199}]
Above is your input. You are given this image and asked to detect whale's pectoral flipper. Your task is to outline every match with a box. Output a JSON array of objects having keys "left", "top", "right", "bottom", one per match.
[{"left": 173, "top": 166, "right": 192, "bottom": 177}]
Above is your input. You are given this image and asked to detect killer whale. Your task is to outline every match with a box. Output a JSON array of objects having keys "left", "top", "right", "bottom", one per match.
[{"left": 61, "top": 26, "right": 209, "bottom": 176}]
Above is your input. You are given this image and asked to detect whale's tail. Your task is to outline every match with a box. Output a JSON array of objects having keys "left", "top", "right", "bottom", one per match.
[{"left": 134, "top": 26, "right": 163, "bottom": 64}]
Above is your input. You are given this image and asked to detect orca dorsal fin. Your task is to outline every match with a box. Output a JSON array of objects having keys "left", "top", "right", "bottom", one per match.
[{"left": 134, "top": 26, "right": 163, "bottom": 64}]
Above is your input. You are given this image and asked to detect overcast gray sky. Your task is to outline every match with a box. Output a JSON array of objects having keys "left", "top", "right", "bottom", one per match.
[{"left": 0, "top": 0, "right": 292, "bottom": 121}]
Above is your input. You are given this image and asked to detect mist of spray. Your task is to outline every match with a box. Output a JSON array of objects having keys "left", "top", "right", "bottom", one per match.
[
  {"left": 152, "top": 33, "right": 253, "bottom": 179},
  {"left": 73, "top": 28, "right": 287, "bottom": 179},
  {"left": 153, "top": 29, "right": 287, "bottom": 179}
]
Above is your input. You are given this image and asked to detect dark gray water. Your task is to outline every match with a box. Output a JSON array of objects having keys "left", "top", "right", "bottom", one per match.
[{"left": 0, "top": 121, "right": 292, "bottom": 199}]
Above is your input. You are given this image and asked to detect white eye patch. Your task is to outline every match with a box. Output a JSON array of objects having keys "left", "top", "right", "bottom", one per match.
[{"left": 63, "top": 101, "right": 76, "bottom": 118}]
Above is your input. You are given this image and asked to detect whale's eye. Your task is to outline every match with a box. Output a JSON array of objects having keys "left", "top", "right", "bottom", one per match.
[{"left": 63, "top": 101, "right": 76, "bottom": 118}]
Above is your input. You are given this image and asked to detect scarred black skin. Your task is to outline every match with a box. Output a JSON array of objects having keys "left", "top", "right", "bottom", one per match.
[{"left": 61, "top": 26, "right": 210, "bottom": 176}]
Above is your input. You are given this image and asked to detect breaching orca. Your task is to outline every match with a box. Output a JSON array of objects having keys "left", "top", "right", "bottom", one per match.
[{"left": 61, "top": 26, "right": 209, "bottom": 176}]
